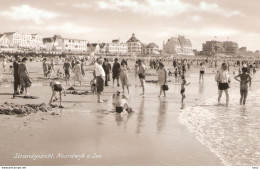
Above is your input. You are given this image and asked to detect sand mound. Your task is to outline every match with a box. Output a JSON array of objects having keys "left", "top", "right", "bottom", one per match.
[
  {"left": 67, "top": 90, "right": 89, "bottom": 95},
  {"left": 0, "top": 102, "right": 52, "bottom": 116},
  {"left": 67, "top": 87, "right": 76, "bottom": 90}
]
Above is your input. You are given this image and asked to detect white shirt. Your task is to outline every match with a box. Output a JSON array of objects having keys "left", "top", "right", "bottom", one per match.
[
  {"left": 95, "top": 64, "right": 105, "bottom": 77},
  {"left": 215, "top": 69, "right": 231, "bottom": 83}
]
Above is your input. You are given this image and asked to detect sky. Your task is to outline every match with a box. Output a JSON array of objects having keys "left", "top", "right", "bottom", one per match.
[{"left": 0, "top": 0, "right": 260, "bottom": 51}]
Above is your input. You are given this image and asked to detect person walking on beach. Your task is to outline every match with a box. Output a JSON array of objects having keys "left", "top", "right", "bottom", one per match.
[
  {"left": 137, "top": 59, "right": 146, "bottom": 96},
  {"left": 119, "top": 61, "right": 130, "bottom": 94},
  {"left": 18, "top": 57, "right": 31, "bottom": 96},
  {"left": 13, "top": 55, "right": 23, "bottom": 95},
  {"left": 73, "top": 61, "right": 83, "bottom": 86},
  {"left": 2, "top": 56, "right": 7, "bottom": 72},
  {"left": 102, "top": 58, "right": 111, "bottom": 86},
  {"left": 51, "top": 58, "right": 55, "bottom": 74},
  {"left": 199, "top": 63, "right": 205, "bottom": 83},
  {"left": 157, "top": 62, "right": 168, "bottom": 97},
  {"left": 43, "top": 58, "right": 51, "bottom": 79},
  {"left": 81, "top": 59, "right": 85, "bottom": 77},
  {"left": 215, "top": 63, "right": 231, "bottom": 106},
  {"left": 234, "top": 67, "right": 252, "bottom": 105},
  {"left": 63, "top": 59, "right": 71, "bottom": 85},
  {"left": 95, "top": 58, "right": 106, "bottom": 103},
  {"left": 49, "top": 78, "right": 66, "bottom": 108},
  {"left": 112, "top": 58, "right": 121, "bottom": 87}
]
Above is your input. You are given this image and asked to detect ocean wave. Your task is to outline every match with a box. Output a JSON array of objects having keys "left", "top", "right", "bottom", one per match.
[{"left": 178, "top": 93, "right": 260, "bottom": 166}]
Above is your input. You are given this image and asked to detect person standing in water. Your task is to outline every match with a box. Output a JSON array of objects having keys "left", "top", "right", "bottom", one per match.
[
  {"left": 215, "top": 63, "right": 231, "bottom": 106},
  {"left": 234, "top": 67, "right": 252, "bottom": 105},
  {"left": 119, "top": 62, "right": 130, "bottom": 94},
  {"left": 95, "top": 58, "right": 106, "bottom": 103},
  {"left": 199, "top": 63, "right": 205, "bottom": 83},
  {"left": 157, "top": 62, "right": 168, "bottom": 97},
  {"left": 112, "top": 58, "right": 121, "bottom": 87},
  {"left": 180, "top": 77, "right": 190, "bottom": 102},
  {"left": 137, "top": 59, "right": 146, "bottom": 96}
]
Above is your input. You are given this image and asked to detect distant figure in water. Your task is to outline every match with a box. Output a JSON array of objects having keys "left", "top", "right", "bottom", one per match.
[
  {"left": 234, "top": 67, "right": 252, "bottom": 105},
  {"left": 215, "top": 63, "right": 231, "bottom": 106},
  {"left": 180, "top": 77, "right": 190, "bottom": 102},
  {"left": 199, "top": 63, "right": 205, "bottom": 83},
  {"left": 49, "top": 78, "right": 66, "bottom": 108}
]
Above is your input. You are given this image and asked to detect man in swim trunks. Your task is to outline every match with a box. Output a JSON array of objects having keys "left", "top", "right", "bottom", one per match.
[{"left": 137, "top": 59, "right": 146, "bottom": 96}]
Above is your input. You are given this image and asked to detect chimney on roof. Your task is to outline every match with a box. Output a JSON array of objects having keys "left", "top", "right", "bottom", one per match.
[{"left": 132, "top": 33, "right": 135, "bottom": 37}]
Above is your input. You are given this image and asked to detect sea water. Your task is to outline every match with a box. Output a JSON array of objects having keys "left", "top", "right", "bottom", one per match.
[{"left": 179, "top": 70, "right": 260, "bottom": 165}]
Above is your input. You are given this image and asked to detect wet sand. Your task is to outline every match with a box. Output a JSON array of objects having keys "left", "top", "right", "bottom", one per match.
[{"left": 0, "top": 61, "right": 222, "bottom": 165}]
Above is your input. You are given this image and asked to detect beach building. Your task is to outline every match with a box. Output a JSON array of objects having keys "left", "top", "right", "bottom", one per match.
[
  {"left": 202, "top": 40, "right": 224, "bottom": 54},
  {"left": 43, "top": 35, "right": 88, "bottom": 52},
  {"left": 43, "top": 35, "right": 64, "bottom": 51},
  {"left": 87, "top": 43, "right": 101, "bottom": 54},
  {"left": 4, "top": 32, "right": 45, "bottom": 50},
  {"left": 223, "top": 41, "right": 238, "bottom": 53},
  {"left": 126, "top": 33, "right": 143, "bottom": 54},
  {"left": 64, "top": 38, "right": 87, "bottom": 52},
  {"left": 239, "top": 47, "right": 247, "bottom": 52},
  {"left": 142, "top": 43, "right": 159, "bottom": 55},
  {"left": 0, "top": 34, "right": 10, "bottom": 48},
  {"left": 105, "top": 39, "right": 128, "bottom": 54},
  {"left": 163, "top": 36, "right": 194, "bottom": 55}
]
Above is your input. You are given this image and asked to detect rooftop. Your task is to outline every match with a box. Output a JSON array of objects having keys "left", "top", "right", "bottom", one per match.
[{"left": 127, "top": 33, "right": 140, "bottom": 43}]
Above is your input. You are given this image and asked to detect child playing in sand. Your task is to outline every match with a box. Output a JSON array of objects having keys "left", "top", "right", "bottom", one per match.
[
  {"left": 56, "top": 69, "right": 63, "bottom": 79},
  {"left": 90, "top": 78, "right": 97, "bottom": 94},
  {"left": 112, "top": 91, "right": 133, "bottom": 113},
  {"left": 49, "top": 78, "right": 66, "bottom": 108},
  {"left": 180, "top": 77, "right": 190, "bottom": 102},
  {"left": 234, "top": 67, "right": 252, "bottom": 105}
]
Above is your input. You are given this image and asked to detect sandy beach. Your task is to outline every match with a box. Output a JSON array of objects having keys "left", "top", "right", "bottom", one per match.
[{"left": 0, "top": 60, "right": 225, "bottom": 166}]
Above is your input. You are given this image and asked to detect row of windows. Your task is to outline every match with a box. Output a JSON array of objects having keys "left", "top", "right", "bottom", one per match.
[
  {"left": 14, "top": 36, "right": 42, "bottom": 41},
  {"left": 65, "top": 44, "right": 86, "bottom": 48},
  {"left": 64, "top": 40, "right": 88, "bottom": 44}
]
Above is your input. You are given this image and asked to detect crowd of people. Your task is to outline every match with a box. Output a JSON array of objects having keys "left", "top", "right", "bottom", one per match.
[{"left": 0, "top": 54, "right": 259, "bottom": 112}]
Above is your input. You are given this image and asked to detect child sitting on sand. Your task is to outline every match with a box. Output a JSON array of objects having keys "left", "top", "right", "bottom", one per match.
[
  {"left": 49, "top": 78, "right": 66, "bottom": 108},
  {"left": 180, "top": 77, "right": 190, "bottom": 102},
  {"left": 234, "top": 67, "right": 252, "bottom": 105},
  {"left": 56, "top": 69, "right": 63, "bottom": 79},
  {"left": 90, "top": 78, "right": 97, "bottom": 94},
  {"left": 112, "top": 91, "right": 133, "bottom": 113}
]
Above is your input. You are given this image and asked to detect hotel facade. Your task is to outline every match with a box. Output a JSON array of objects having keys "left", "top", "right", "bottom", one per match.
[
  {"left": 142, "top": 43, "right": 159, "bottom": 55},
  {"left": 126, "top": 33, "right": 143, "bottom": 54},
  {"left": 105, "top": 39, "right": 128, "bottom": 54},
  {"left": 1, "top": 32, "right": 45, "bottom": 50},
  {"left": 43, "top": 35, "right": 88, "bottom": 52},
  {"left": 163, "top": 35, "right": 194, "bottom": 55}
]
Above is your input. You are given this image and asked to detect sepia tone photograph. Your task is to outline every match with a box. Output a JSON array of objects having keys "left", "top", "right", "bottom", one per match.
[{"left": 0, "top": 0, "right": 259, "bottom": 167}]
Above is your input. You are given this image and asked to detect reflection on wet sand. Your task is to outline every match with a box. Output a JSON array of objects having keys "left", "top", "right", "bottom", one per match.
[
  {"left": 136, "top": 98, "right": 144, "bottom": 134},
  {"left": 157, "top": 99, "right": 167, "bottom": 133},
  {"left": 199, "top": 83, "right": 204, "bottom": 94},
  {"left": 181, "top": 102, "right": 185, "bottom": 109}
]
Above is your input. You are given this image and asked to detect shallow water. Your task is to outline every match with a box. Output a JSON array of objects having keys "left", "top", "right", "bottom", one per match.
[{"left": 179, "top": 70, "right": 260, "bottom": 165}]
